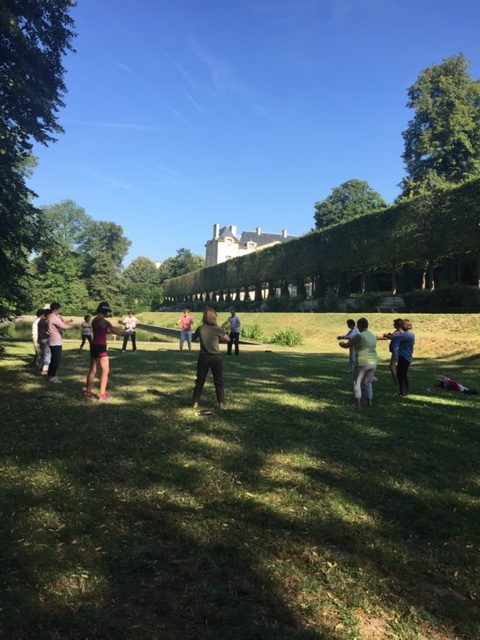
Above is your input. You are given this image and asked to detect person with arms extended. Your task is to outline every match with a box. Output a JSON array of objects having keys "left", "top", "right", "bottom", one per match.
[
  {"left": 37, "top": 308, "right": 51, "bottom": 375},
  {"left": 47, "top": 302, "right": 75, "bottom": 383},
  {"left": 225, "top": 309, "right": 241, "bottom": 356},
  {"left": 80, "top": 314, "right": 93, "bottom": 350},
  {"left": 177, "top": 309, "right": 194, "bottom": 351},
  {"left": 337, "top": 318, "right": 359, "bottom": 372},
  {"left": 339, "top": 317, "right": 378, "bottom": 409},
  {"left": 378, "top": 318, "right": 403, "bottom": 388},
  {"left": 385, "top": 319, "right": 415, "bottom": 397},
  {"left": 192, "top": 308, "right": 230, "bottom": 411},
  {"left": 121, "top": 310, "right": 138, "bottom": 352},
  {"left": 85, "top": 302, "right": 126, "bottom": 401}
]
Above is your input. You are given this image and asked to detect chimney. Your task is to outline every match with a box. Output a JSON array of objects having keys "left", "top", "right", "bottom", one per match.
[
  {"left": 256, "top": 226, "right": 262, "bottom": 235},
  {"left": 281, "top": 229, "right": 288, "bottom": 238},
  {"left": 230, "top": 224, "right": 237, "bottom": 237},
  {"left": 213, "top": 223, "right": 220, "bottom": 240}
]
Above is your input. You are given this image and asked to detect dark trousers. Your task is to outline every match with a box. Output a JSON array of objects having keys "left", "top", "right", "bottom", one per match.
[
  {"left": 122, "top": 332, "right": 137, "bottom": 350},
  {"left": 80, "top": 335, "right": 92, "bottom": 348},
  {"left": 227, "top": 332, "right": 240, "bottom": 356},
  {"left": 48, "top": 345, "right": 62, "bottom": 377},
  {"left": 193, "top": 354, "right": 225, "bottom": 404},
  {"left": 397, "top": 356, "right": 411, "bottom": 396}
]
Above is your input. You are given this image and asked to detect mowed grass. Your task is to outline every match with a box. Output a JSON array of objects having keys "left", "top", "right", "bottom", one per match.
[{"left": 1, "top": 313, "right": 479, "bottom": 640}]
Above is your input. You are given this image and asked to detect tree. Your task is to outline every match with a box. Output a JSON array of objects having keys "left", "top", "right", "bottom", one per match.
[
  {"left": 314, "top": 179, "right": 387, "bottom": 229},
  {"left": 40, "top": 200, "right": 91, "bottom": 251},
  {"left": 401, "top": 54, "right": 480, "bottom": 199},
  {"left": 0, "top": 1, "right": 76, "bottom": 311},
  {"left": 158, "top": 248, "right": 205, "bottom": 283},
  {"left": 122, "top": 257, "right": 163, "bottom": 310}
]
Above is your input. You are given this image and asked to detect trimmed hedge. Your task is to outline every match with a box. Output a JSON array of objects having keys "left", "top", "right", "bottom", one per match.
[{"left": 165, "top": 179, "right": 480, "bottom": 298}]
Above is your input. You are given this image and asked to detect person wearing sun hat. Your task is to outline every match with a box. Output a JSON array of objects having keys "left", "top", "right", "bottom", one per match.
[{"left": 84, "top": 302, "right": 126, "bottom": 401}]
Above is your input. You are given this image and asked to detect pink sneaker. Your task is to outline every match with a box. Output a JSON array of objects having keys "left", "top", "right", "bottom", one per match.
[
  {"left": 98, "top": 393, "right": 110, "bottom": 401},
  {"left": 84, "top": 390, "right": 94, "bottom": 400}
]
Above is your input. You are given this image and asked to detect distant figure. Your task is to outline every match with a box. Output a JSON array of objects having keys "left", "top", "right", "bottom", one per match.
[
  {"left": 378, "top": 318, "right": 403, "bottom": 388},
  {"left": 337, "top": 319, "right": 359, "bottom": 372},
  {"left": 85, "top": 302, "right": 126, "bottom": 401},
  {"left": 192, "top": 308, "right": 230, "bottom": 410},
  {"left": 177, "top": 309, "right": 194, "bottom": 351},
  {"left": 31, "top": 309, "right": 44, "bottom": 368},
  {"left": 385, "top": 319, "right": 415, "bottom": 397},
  {"left": 121, "top": 310, "right": 138, "bottom": 351},
  {"left": 47, "top": 302, "right": 75, "bottom": 383},
  {"left": 80, "top": 314, "right": 93, "bottom": 349},
  {"left": 225, "top": 309, "right": 241, "bottom": 356},
  {"left": 339, "top": 317, "right": 377, "bottom": 409},
  {"left": 37, "top": 308, "right": 51, "bottom": 375}
]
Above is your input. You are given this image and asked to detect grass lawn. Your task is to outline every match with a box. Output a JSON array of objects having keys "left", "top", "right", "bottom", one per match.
[{"left": 1, "top": 313, "right": 479, "bottom": 639}]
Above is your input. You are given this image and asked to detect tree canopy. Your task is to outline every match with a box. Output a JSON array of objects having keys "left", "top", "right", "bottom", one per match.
[
  {"left": 401, "top": 54, "right": 480, "bottom": 199},
  {"left": 0, "top": 0, "right": 76, "bottom": 312},
  {"left": 313, "top": 179, "right": 387, "bottom": 230}
]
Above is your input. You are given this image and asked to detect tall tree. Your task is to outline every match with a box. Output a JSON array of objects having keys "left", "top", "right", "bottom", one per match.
[
  {"left": 40, "top": 200, "right": 91, "bottom": 251},
  {"left": 0, "top": 1, "right": 76, "bottom": 312},
  {"left": 314, "top": 179, "right": 387, "bottom": 230},
  {"left": 122, "top": 257, "right": 162, "bottom": 310},
  {"left": 158, "top": 248, "right": 205, "bottom": 283},
  {"left": 401, "top": 54, "right": 480, "bottom": 199}
]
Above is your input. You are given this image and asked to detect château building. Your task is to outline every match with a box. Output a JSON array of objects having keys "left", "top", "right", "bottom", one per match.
[{"left": 205, "top": 223, "right": 293, "bottom": 267}]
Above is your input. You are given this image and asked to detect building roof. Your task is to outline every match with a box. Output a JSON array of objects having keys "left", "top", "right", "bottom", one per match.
[
  {"left": 239, "top": 231, "right": 293, "bottom": 247},
  {"left": 217, "top": 226, "right": 240, "bottom": 242}
]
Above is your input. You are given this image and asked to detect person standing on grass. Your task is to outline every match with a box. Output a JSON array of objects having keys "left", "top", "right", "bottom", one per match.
[
  {"left": 339, "top": 317, "right": 377, "bottom": 409},
  {"left": 385, "top": 319, "right": 415, "bottom": 397},
  {"left": 85, "top": 302, "right": 126, "bottom": 401},
  {"left": 31, "top": 309, "right": 43, "bottom": 369},
  {"left": 192, "top": 308, "right": 230, "bottom": 411},
  {"left": 121, "top": 310, "right": 138, "bottom": 352},
  {"left": 379, "top": 318, "right": 403, "bottom": 388},
  {"left": 47, "top": 302, "right": 75, "bottom": 383},
  {"left": 337, "top": 318, "right": 359, "bottom": 372},
  {"left": 225, "top": 309, "right": 241, "bottom": 356},
  {"left": 79, "top": 314, "right": 93, "bottom": 349},
  {"left": 37, "top": 308, "right": 51, "bottom": 375},
  {"left": 177, "top": 309, "right": 194, "bottom": 351}
]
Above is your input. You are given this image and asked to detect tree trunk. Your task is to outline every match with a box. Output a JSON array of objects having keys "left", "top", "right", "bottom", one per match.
[
  {"left": 281, "top": 280, "right": 290, "bottom": 296},
  {"left": 429, "top": 261, "right": 435, "bottom": 291},
  {"left": 391, "top": 268, "right": 397, "bottom": 296},
  {"left": 254, "top": 284, "right": 263, "bottom": 302},
  {"left": 360, "top": 270, "right": 367, "bottom": 294},
  {"left": 421, "top": 264, "right": 427, "bottom": 290},
  {"left": 477, "top": 255, "right": 480, "bottom": 289}
]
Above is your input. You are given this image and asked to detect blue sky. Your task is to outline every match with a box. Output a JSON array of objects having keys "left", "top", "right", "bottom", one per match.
[{"left": 28, "top": 0, "right": 480, "bottom": 265}]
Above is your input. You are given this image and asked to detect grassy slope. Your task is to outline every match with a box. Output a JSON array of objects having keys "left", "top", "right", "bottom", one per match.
[{"left": 0, "top": 314, "right": 479, "bottom": 640}]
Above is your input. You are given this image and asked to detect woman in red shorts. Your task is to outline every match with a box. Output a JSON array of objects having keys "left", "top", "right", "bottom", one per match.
[{"left": 85, "top": 302, "right": 125, "bottom": 401}]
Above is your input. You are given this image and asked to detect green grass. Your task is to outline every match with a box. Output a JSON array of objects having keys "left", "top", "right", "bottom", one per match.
[{"left": 1, "top": 315, "right": 479, "bottom": 639}]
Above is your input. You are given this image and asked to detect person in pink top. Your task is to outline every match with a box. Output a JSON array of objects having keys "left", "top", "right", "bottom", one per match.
[
  {"left": 47, "top": 302, "right": 75, "bottom": 383},
  {"left": 85, "top": 301, "right": 126, "bottom": 401},
  {"left": 177, "top": 309, "right": 194, "bottom": 350}
]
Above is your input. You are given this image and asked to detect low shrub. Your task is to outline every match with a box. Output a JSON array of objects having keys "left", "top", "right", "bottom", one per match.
[
  {"left": 241, "top": 323, "right": 265, "bottom": 342},
  {"left": 271, "top": 327, "right": 303, "bottom": 347}
]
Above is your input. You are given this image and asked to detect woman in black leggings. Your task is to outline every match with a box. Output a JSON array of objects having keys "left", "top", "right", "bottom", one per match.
[{"left": 387, "top": 319, "right": 415, "bottom": 397}]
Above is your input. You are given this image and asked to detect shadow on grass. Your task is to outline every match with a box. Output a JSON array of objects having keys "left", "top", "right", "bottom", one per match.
[{"left": 0, "top": 344, "right": 479, "bottom": 639}]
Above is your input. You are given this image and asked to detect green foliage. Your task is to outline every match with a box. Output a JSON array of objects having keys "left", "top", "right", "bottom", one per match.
[
  {"left": 401, "top": 54, "right": 480, "bottom": 199},
  {"left": 271, "top": 328, "right": 303, "bottom": 347},
  {"left": 350, "top": 291, "right": 384, "bottom": 311},
  {"left": 241, "top": 323, "right": 265, "bottom": 341},
  {"left": 165, "top": 178, "right": 480, "bottom": 300},
  {"left": 158, "top": 248, "right": 205, "bottom": 284},
  {"left": 122, "top": 257, "right": 163, "bottom": 311},
  {"left": 314, "top": 179, "right": 387, "bottom": 229},
  {"left": 404, "top": 285, "right": 480, "bottom": 312},
  {"left": 0, "top": 1, "right": 76, "bottom": 309}
]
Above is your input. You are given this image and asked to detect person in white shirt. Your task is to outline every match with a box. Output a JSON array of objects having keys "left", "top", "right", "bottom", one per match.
[
  {"left": 121, "top": 310, "right": 138, "bottom": 351},
  {"left": 337, "top": 319, "right": 359, "bottom": 372},
  {"left": 225, "top": 310, "right": 241, "bottom": 356}
]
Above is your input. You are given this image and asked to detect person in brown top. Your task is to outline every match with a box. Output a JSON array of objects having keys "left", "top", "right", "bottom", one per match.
[{"left": 192, "top": 308, "right": 230, "bottom": 410}]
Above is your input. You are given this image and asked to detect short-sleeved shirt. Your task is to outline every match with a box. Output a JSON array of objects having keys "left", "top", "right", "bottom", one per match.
[
  {"left": 123, "top": 315, "right": 138, "bottom": 332},
  {"left": 228, "top": 316, "right": 241, "bottom": 334},
  {"left": 391, "top": 331, "right": 415, "bottom": 362},
  {"left": 81, "top": 321, "right": 92, "bottom": 336},
  {"left": 180, "top": 316, "right": 193, "bottom": 332},
  {"left": 197, "top": 325, "right": 225, "bottom": 355},
  {"left": 356, "top": 330, "right": 378, "bottom": 367}
]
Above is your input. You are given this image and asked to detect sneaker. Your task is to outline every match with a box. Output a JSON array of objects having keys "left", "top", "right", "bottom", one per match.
[
  {"left": 84, "top": 390, "right": 94, "bottom": 400},
  {"left": 98, "top": 393, "right": 110, "bottom": 401},
  {"left": 49, "top": 377, "right": 62, "bottom": 384}
]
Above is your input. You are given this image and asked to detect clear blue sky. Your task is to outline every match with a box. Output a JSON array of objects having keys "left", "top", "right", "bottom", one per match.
[{"left": 28, "top": 0, "right": 480, "bottom": 265}]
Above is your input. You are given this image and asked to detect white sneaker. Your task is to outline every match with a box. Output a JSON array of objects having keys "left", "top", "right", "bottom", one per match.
[{"left": 49, "top": 377, "right": 62, "bottom": 384}]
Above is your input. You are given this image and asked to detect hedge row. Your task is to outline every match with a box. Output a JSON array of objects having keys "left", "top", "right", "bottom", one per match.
[{"left": 165, "top": 178, "right": 480, "bottom": 297}]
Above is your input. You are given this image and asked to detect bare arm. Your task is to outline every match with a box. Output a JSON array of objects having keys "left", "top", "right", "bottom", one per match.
[{"left": 339, "top": 334, "right": 361, "bottom": 349}]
